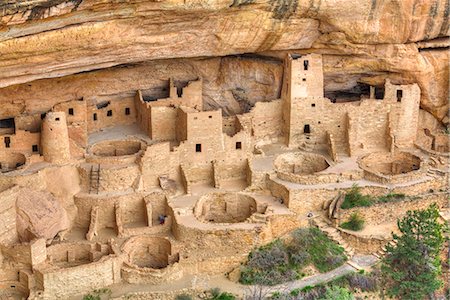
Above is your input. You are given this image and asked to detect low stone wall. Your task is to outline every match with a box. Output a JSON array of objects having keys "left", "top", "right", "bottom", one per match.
[
  {"left": 121, "top": 262, "right": 183, "bottom": 285},
  {"left": 35, "top": 255, "right": 122, "bottom": 299},
  {"left": 276, "top": 169, "right": 363, "bottom": 185},
  {"left": 339, "top": 229, "right": 389, "bottom": 254},
  {"left": 213, "top": 159, "right": 249, "bottom": 188}
]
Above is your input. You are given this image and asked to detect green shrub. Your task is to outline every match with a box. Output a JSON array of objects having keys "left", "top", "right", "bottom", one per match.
[
  {"left": 341, "top": 185, "right": 373, "bottom": 209},
  {"left": 240, "top": 228, "right": 347, "bottom": 285},
  {"left": 207, "top": 288, "right": 236, "bottom": 300},
  {"left": 83, "top": 295, "right": 100, "bottom": 300},
  {"left": 376, "top": 193, "right": 406, "bottom": 203},
  {"left": 240, "top": 239, "right": 300, "bottom": 285},
  {"left": 290, "top": 228, "right": 347, "bottom": 273},
  {"left": 319, "top": 286, "right": 354, "bottom": 300},
  {"left": 340, "top": 213, "right": 365, "bottom": 231}
]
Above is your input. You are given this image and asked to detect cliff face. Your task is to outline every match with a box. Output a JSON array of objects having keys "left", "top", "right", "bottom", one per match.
[{"left": 0, "top": 0, "right": 448, "bottom": 121}]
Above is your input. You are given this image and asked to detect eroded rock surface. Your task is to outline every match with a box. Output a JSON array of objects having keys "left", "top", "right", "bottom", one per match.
[{"left": 16, "top": 187, "right": 70, "bottom": 243}]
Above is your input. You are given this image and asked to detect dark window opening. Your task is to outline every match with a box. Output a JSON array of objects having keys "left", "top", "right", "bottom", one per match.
[
  {"left": 325, "top": 83, "right": 371, "bottom": 103},
  {"left": 318, "top": 121, "right": 321, "bottom": 124},
  {"left": 396, "top": 90, "right": 403, "bottom": 102},
  {"left": 0, "top": 118, "right": 15, "bottom": 129},
  {"left": 311, "top": 103, "right": 315, "bottom": 107},
  {"left": 55, "top": 117, "right": 60, "bottom": 121},
  {"left": 96, "top": 101, "right": 110, "bottom": 109},
  {"left": 236, "top": 142, "right": 242, "bottom": 149},
  {"left": 375, "top": 87, "right": 385, "bottom": 100},
  {"left": 303, "top": 124, "right": 311, "bottom": 134},
  {"left": 125, "top": 107, "right": 130, "bottom": 115},
  {"left": 195, "top": 144, "right": 202, "bottom": 153},
  {"left": 68, "top": 108, "right": 74, "bottom": 115},
  {"left": 4, "top": 137, "right": 11, "bottom": 148},
  {"left": 107, "top": 110, "right": 112, "bottom": 117},
  {"left": 176, "top": 87, "right": 183, "bottom": 98},
  {"left": 40, "top": 113, "right": 46, "bottom": 120},
  {"left": 303, "top": 60, "right": 309, "bottom": 70},
  {"left": 93, "top": 113, "right": 97, "bottom": 121},
  {"left": 209, "top": 115, "right": 212, "bottom": 119},
  {"left": 32, "top": 145, "right": 38, "bottom": 152},
  {"left": 302, "top": 78, "right": 306, "bottom": 81}
]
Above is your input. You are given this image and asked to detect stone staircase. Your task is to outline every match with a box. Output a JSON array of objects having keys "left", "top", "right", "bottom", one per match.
[
  {"left": 248, "top": 213, "right": 267, "bottom": 224},
  {"left": 298, "top": 134, "right": 320, "bottom": 152},
  {"left": 372, "top": 239, "right": 398, "bottom": 259},
  {"left": 426, "top": 167, "right": 446, "bottom": 178},
  {"left": 89, "top": 164, "right": 101, "bottom": 194},
  {"left": 312, "top": 217, "right": 355, "bottom": 258}
]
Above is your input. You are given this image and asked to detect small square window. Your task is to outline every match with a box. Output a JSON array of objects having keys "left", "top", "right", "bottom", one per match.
[
  {"left": 303, "top": 60, "right": 309, "bottom": 70},
  {"left": 303, "top": 124, "right": 310, "bottom": 134},
  {"left": 4, "top": 137, "right": 11, "bottom": 148},
  {"left": 209, "top": 115, "right": 212, "bottom": 118},
  {"left": 55, "top": 117, "right": 60, "bottom": 121},
  {"left": 125, "top": 107, "right": 130, "bottom": 115},
  {"left": 93, "top": 113, "right": 97, "bottom": 121},
  {"left": 107, "top": 110, "right": 112, "bottom": 117},
  {"left": 236, "top": 142, "right": 242, "bottom": 150},
  {"left": 311, "top": 103, "right": 315, "bottom": 107},
  {"left": 302, "top": 78, "right": 306, "bottom": 81},
  {"left": 32, "top": 145, "right": 38, "bottom": 152},
  {"left": 195, "top": 144, "right": 202, "bottom": 153},
  {"left": 68, "top": 108, "right": 74, "bottom": 115}
]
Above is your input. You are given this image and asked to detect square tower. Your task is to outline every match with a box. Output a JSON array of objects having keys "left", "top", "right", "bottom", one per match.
[{"left": 283, "top": 54, "right": 324, "bottom": 146}]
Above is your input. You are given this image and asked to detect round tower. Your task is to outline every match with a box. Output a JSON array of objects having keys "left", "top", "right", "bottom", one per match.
[{"left": 41, "top": 112, "right": 71, "bottom": 164}]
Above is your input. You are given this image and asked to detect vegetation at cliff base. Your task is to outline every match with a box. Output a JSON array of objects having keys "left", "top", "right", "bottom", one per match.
[
  {"left": 240, "top": 228, "right": 347, "bottom": 285},
  {"left": 381, "top": 203, "right": 446, "bottom": 300}
]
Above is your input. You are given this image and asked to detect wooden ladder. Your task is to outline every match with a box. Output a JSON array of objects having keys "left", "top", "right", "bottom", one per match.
[{"left": 89, "top": 164, "right": 100, "bottom": 194}]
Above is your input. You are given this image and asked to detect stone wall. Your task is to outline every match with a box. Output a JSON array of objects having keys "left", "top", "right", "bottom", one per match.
[
  {"left": 0, "top": 186, "right": 19, "bottom": 245},
  {"left": 87, "top": 98, "right": 136, "bottom": 134},
  {"left": 36, "top": 255, "right": 121, "bottom": 299},
  {"left": 339, "top": 193, "right": 448, "bottom": 227}
]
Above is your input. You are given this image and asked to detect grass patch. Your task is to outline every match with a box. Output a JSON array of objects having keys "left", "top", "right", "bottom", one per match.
[
  {"left": 341, "top": 185, "right": 373, "bottom": 209},
  {"left": 341, "top": 185, "right": 407, "bottom": 209},
  {"left": 206, "top": 288, "right": 236, "bottom": 300},
  {"left": 240, "top": 228, "right": 347, "bottom": 285},
  {"left": 377, "top": 193, "right": 406, "bottom": 203},
  {"left": 340, "top": 213, "right": 365, "bottom": 231}
]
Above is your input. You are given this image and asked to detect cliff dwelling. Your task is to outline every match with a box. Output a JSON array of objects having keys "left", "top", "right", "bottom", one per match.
[{"left": 0, "top": 1, "right": 448, "bottom": 299}]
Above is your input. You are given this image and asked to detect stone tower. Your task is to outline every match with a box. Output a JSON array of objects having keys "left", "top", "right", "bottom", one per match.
[
  {"left": 41, "top": 112, "right": 71, "bottom": 163},
  {"left": 283, "top": 53, "right": 324, "bottom": 147}
]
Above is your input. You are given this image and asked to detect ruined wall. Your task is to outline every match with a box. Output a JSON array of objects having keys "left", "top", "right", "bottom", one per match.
[
  {"left": 249, "top": 100, "right": 284, "bottom": 142},
  {"left": 150, "top": 107, "right": 178, "bottom": 141},
  {"left": 0, "top": 186, "right": 19, "bottom": 245},
  {"left": 87, "top": 98, "right": 136, "bottom": 133},
  {"left": 213, "top": 159, "right": 249, "bottom": 188},
  {"left": 140, "top": 142, "right": 180, "bottom": 189},
  {"left": 0, "top": 130, "right": 40, "bottom": 155},
  {"left": 36, "top": 256, "right": 121, "bottom": 299}
]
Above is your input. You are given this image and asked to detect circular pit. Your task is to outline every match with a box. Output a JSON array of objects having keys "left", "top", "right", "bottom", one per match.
[
  {"left": 194, "top": 192, "right": 257, "bottom": 223},
  {"left": 274, "top": 152, "right": 330, "bottom": 175}
]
